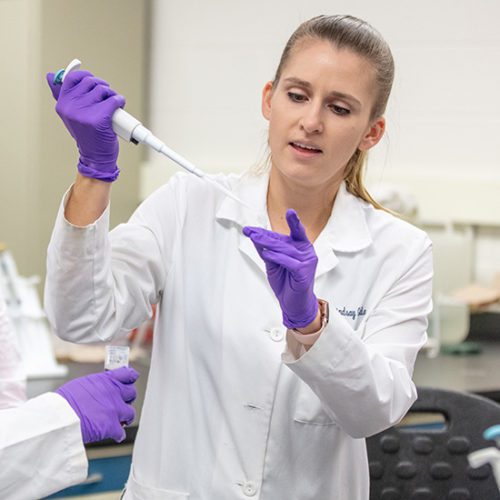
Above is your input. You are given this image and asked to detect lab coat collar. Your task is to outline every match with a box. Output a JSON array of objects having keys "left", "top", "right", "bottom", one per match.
[
  {"left": 316, "top": 182, "right": 373, "bottom": 253},
  {"left": 215, "top": 172, "right": 372, "bottom": 277},
  {"left": 313, "top": 182, "right": 372, "bottom": 278}
]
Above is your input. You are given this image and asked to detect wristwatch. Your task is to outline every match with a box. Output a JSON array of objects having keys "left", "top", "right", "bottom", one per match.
[{"left": 292, "top": 299, "right": 329, "bottom": 336}]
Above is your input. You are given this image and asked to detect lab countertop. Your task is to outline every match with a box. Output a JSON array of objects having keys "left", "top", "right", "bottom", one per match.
[{"left": 414, "top": 341, "right": 500, "bottom": 401}]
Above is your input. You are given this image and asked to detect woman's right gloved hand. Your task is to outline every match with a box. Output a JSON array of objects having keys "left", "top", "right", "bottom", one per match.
[
  {"left": 55, "top": 367, "right": 139, "bottom": 443},
  {"left": 243, "top": 209, "right": 319, "bottom": 329},
  {"left": 46, "top": 70, "right": 125, "bottom": 182}
]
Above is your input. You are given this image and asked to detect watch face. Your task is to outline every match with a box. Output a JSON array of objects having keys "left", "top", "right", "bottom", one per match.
[{"left": 319, "top": 300, "right": 329, "bottom": 327}]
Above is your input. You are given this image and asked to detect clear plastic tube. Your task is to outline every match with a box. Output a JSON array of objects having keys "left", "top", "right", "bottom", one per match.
[{"left": 104, "top": 345, "right": 130, "bottom": 370}]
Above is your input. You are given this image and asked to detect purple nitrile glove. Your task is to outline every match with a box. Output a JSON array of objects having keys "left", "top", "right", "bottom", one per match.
[
  {"left": 243, "top": 209, "right": 319, "bottom": 329},
  {"left": 46, "top": 70, "right": 125, "bottom": 182},
  {"left": 55, "top": 366, "right": 139, "bottom": 444}
]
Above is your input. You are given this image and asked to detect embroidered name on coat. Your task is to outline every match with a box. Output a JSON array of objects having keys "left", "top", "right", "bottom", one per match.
[{"left": 337, "top": 306, "right": 367, "bottom": 321}]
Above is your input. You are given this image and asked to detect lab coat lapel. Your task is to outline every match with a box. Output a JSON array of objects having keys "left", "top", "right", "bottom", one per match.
[
  {"left": 216, "top": 172, "right": 270, "bottom": 276},
  {"left": 314, "top": 182, "right": 372, "bottom": 279},
  {"left": 238, "top": 235, "right": 267, "bottom": 275}
]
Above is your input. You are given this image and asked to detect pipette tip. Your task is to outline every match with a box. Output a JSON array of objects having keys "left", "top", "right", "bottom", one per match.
[
  {"left": 204, "top": 176, "right": 252, "bottom": 210},
  {"left": 226, "top": 191, "right": 254, "bottom": 210}
]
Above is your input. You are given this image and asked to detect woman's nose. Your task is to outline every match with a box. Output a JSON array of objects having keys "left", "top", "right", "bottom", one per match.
[{"left": 300, "top": 104, "right": 324, "bottom": 134}]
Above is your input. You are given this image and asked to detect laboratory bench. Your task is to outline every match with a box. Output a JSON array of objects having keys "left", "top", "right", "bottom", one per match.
[
  {"left": 31, "top": 340, "right": 500, "bottom": 497},
  {"left": 415, "top": 308, "right": 500, "bottom": 402},
  {"left": 414, "top": 340, "right": 500, "bottom": 403}
]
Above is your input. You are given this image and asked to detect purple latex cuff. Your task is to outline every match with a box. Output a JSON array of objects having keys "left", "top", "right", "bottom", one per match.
[
  {"left": 282, "top": 298, "right": 319, "bottom": 329},
  {"left": 77, "top": 160, "right": 120, "bottom": 182}
]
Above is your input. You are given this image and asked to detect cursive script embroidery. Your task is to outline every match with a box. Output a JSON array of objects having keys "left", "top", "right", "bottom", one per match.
[{"left": 336, "top": 306, "right": 367, "bottom": 321}]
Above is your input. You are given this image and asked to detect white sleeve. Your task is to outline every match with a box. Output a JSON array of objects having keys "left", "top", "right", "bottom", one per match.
[
  {"left": 45, "top": 176, "right": 184, "bottom": 343},
  {"left": 283, "top": 237, "right": 433, "bottom": 439},
  {"left": 0, "top": 291, "right": 26, "bottom": 409},
  {"left": 0, "top": 392, "right": 88, "bottom": 500}
]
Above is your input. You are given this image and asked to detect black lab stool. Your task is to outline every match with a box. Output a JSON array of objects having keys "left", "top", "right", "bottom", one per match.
[{"left": 366, "top": 387, "right": 500, "bottom": 500}]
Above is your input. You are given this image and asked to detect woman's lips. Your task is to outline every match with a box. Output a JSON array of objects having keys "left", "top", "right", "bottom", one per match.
[{"left": 289, "top": 141, "right": 323, "bottom": 157}]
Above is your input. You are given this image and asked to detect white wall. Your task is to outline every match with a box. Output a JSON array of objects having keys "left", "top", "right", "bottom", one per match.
[
  {"left": 144, "top": 0, "right": 500, "bottom": 287},
  {"left": 147, "top": 0, "right": 500, "bottom": 175},
  {"left": 0, "top": 0, "right": 149, "bottom": 282}
]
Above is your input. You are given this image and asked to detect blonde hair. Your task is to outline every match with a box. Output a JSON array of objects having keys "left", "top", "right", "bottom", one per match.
[{"left": 266, "top": 15, "right": 395, "bottom": 210}]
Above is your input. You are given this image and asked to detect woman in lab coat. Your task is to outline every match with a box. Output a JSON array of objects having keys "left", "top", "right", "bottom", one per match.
[
  {"left": 45, "top": 15, "right": 432, "bottom": 500},
  {"left": 0, "top": 288, "right": 139, "bottom": 500}
]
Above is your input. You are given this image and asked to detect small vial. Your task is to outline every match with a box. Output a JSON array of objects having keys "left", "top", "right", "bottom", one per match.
[{"left": 105, "top": 345, "right": 130, "bottom": 370}]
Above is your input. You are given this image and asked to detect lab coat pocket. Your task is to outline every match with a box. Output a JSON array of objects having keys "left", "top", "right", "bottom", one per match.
[
  {"left": 293, "top": 382, "right": 337, "bottom": 426},
  {"left": 124, "top": 468, "right": 190, "bottom": 499}
]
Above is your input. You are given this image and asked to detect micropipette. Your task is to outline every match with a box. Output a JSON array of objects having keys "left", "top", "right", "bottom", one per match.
[{"left": 55, "top": 59, "right": 252, "bottom": 210}]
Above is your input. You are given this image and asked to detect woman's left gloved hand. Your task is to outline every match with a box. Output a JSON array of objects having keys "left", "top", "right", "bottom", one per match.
[{"left": 243, "top": 209, "right": 319, "bottom": 329}]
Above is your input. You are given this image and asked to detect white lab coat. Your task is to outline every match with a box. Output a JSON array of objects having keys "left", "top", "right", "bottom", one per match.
[
  {"left": 0, "top": 288, "right": 26, "bottom": 409},
  {"left": 45, "top": 172, "right": 433, "bottom": 500},
  {"left": 0, "top": 293, "right": 88, "bottom": 500},
  {"left": 0, "top": 392, "right": 88, "bottom": 500}
]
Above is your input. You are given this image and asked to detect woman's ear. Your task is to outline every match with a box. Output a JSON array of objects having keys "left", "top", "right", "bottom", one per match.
[
  {"left": 261, "top": 81, "right": 274, "bottom": 121},
  {"left": 358, "top": 116, "right": 386, "bottom": 151}
]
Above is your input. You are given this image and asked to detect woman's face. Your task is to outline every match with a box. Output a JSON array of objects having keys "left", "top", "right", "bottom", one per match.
[{"left": 262, "top": 39, "right": 385, "bottom": 190}]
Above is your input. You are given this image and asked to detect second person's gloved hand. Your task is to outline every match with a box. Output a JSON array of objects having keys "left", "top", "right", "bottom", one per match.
[
  {"left": 46, "top": 70, "right": 125, "bottom": 182},
  {"left": 55, "top": 366, "right": 139, "bottom": 444},
  {"left": 243, "top": 209, "right": 319, "bottom": 329}
]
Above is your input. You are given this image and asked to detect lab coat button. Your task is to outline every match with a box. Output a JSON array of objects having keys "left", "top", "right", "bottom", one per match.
[
  {"left": 269, "top": 327, "right": 284, "bottom": 342},
  {"left": 242, "top": 481, "right": 258, "bottom": 496}
]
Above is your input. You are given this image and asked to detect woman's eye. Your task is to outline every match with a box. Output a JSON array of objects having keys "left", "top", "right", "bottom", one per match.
[
  {"left": 287, "top": 92, "right": 307, "bottom": 103},
  {"left": 330, "top": 104, "right": 350, "bottom": 116}
]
